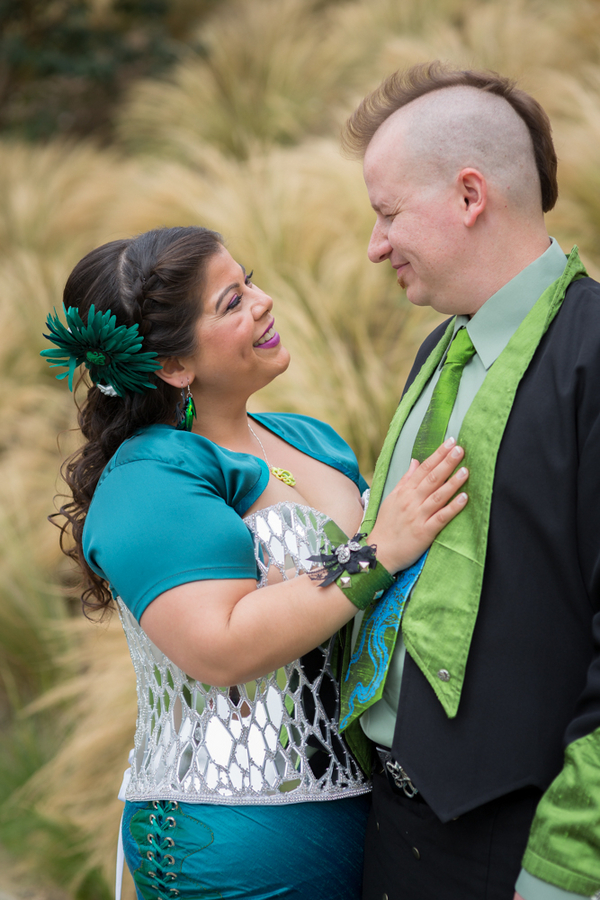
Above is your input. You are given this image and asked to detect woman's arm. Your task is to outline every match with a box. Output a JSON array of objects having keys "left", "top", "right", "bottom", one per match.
[{"left": 140, "top": 439, "right": 468, "bottom": 685}]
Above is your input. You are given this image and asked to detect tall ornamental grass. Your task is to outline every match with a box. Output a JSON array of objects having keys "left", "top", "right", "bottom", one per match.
[{"left": 2, "top": 0, "right": 600, "bottom": 894}]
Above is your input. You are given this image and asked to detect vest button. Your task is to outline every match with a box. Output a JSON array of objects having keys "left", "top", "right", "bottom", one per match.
[
  {"left": 412, "top": 846, "right": 421, "bottom": 860},
  {"left": 437, "top": 668, "right": 450, "bottom": 681}
]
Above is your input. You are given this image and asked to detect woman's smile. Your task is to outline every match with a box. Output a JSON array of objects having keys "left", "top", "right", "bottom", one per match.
[{"left": 254, "top": 319, "right": 281, "bottom": 348}]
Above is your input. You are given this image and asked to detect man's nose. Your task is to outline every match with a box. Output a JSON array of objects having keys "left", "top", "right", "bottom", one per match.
[{"left": 367, "top": 221, "right": 392, "bottom": 263}]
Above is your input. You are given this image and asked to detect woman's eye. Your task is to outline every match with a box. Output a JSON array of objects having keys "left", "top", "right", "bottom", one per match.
[
  {"left": 244, "top": 270, "right": 254, "bottom": 286},
  {"left": 227, "top": 294, "right": 241, "bottom": 310}
]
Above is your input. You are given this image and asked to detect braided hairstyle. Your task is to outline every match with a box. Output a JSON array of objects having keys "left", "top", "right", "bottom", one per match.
[{"left": 54, "top": 226, "right": 224, "bottom": 617}]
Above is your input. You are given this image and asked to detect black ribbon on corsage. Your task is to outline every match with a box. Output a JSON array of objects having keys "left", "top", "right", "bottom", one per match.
[{"left": 308, "top": 533, "right": 378, "bottom": 587}]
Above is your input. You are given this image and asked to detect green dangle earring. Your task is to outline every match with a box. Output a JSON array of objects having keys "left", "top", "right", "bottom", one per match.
[{"left": 177, "top": 381, "right": 196, "bottom": 432}]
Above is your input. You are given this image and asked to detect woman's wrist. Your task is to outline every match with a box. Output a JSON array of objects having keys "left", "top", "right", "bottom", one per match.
[
  {"left": 308, "top": 532, "right": 395, "bottom": 610},
  {"left": 365, "top": 527, "right": 398, "bottom": 574}
]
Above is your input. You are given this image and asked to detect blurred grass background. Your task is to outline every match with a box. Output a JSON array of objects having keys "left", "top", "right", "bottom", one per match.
[{"left": 2, "top": 0, "right": 600, "bottom": 896}]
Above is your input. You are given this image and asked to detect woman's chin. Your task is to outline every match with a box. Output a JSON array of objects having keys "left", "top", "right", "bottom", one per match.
[
  {"left": 273, "top": 346, "right": 292, "bottom": 374},
  {"left": 258, "top": 346, "right": 291, "bottom": 386}
]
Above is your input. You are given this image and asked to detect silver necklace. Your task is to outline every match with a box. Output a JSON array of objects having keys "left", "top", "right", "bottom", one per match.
[{"left": 248, "top": 422, "right": 296, "bottom": 486}]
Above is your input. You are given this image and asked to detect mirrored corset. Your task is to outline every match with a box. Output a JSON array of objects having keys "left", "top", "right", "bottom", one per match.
[{"left": 118, "top": 502, "right": 369, "bottom": 804}]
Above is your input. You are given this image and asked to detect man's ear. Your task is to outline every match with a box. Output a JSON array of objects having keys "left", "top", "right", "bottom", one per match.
[
  {"left": 458, "top": 168, "right": 487, "bottom": 227},
  {"left": 156, "top": 357, "right": 194, "bottom": 388}
]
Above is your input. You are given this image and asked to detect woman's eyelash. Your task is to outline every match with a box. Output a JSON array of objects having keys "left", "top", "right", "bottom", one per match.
[{"left": 226, "top": 271, "right": 253, "bottom": 309}]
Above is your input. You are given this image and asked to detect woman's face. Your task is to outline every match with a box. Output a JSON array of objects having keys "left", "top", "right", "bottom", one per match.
[{"left": 187, "top": 247, "right": 290, "bottom": 400}]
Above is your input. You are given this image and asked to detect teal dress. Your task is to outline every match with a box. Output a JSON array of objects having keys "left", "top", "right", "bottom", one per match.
[{"left": 83, "top": 414, "right": 370, "bottom": 900}]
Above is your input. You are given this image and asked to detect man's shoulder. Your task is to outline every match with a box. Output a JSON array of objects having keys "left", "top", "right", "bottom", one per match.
[
  {"left": 562, "top": 273, "right": 600, "bottom": 318},
  {"left": 547, "top": 274, "right": 600, "bottom": 357}
]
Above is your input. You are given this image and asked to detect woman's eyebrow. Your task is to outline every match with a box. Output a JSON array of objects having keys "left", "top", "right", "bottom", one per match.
[{"left": 215, "top": 265, "right": 246, "bottom": 311}]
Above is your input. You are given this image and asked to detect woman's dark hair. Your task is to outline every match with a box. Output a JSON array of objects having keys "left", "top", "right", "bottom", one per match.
[{"left": 53, "top": 226, "right": 224, "bottom": 617}]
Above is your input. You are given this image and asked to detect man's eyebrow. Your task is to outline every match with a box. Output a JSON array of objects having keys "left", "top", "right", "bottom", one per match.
[
  {"left": 215, "top": 265, "right": 246, "bottom": 311},
  {"left": 372, "top": 199, "right": 397, "bottom": 214},
  {"left": 371, "top": 201, "right": 392, "bottom": 215}
]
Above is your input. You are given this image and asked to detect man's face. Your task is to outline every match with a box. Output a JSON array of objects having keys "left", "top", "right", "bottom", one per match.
[{"left": 363, "top": 122, "right": 465, "bottom": 314}]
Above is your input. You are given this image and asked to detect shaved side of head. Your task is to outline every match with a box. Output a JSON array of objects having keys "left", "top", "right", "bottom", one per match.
[
  {"left": 344, "top": 63, "right": 558, "bottom": 213},
  {"left": 374, "top": 86, "right": 541, "bottom": 215}
]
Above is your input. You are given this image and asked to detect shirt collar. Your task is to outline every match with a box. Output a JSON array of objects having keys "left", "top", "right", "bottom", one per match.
[{"left": 453, "top": 237, "right": 568, "bottom": 370}]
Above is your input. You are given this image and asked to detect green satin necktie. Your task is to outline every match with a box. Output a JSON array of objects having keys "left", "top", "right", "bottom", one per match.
[
  {"left": 411, "top": 326, "right": 476, "bottom": 463},
  {"left": 338, "top": 326, "right": 477, "bottom": 743}
]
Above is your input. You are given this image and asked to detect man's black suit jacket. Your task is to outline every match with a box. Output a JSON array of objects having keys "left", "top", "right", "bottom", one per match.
[{"left": 390, "top": 276, "right": 600, "bottom": 822}]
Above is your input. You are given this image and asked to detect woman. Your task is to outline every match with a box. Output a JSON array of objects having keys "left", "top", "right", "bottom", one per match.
[{"left": 43, "top": 226, "right": 468, "bottom": 900}]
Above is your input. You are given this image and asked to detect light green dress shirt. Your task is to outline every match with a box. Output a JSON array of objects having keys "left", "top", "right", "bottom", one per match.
[{"left": 354, "top": 238, "right": 584, "bottom": 900}]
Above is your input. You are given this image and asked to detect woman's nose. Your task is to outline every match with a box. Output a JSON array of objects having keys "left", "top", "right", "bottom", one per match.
[{"left": 253, "top": 287, "right": 273, "bottom": 316}]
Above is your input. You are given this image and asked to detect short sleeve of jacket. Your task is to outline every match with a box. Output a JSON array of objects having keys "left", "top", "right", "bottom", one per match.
[{"left": 83, "top": 426, "right": 267, "bottom": 622}]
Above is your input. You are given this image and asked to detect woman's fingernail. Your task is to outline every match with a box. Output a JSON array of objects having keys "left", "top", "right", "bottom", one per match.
[
  {"left": 459, "top": 467, "right": 468, "bottom": 477},
  {"left": 457, "top": 492, "right": 468, "bottom": 504},
  {"left": 451, "top": 446, "right": 462, "bottom": 458},
  {"left": 444, "top": 437, "right": 456, "bottom": 448}
]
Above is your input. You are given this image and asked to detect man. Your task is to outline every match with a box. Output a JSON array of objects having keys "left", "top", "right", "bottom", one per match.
[{"left": 340, "top": 63, "right": 600, "bottom": 900}]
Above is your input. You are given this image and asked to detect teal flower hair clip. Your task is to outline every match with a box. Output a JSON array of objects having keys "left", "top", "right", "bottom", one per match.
[{"left": 41, "top": 305, "right": 162, "bottom": 397}]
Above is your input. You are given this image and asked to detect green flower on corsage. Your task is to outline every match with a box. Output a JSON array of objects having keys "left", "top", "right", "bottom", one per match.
[{"left": 41, "top": 305, "right": 162, "bottom": 397}]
